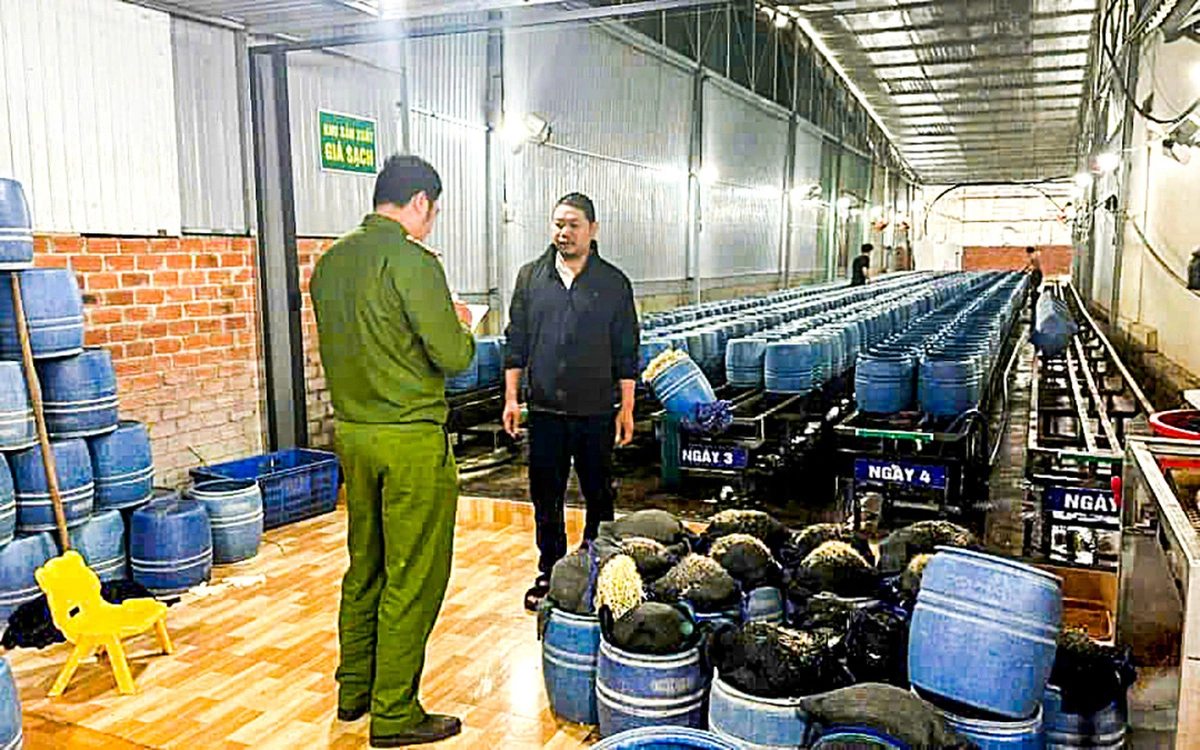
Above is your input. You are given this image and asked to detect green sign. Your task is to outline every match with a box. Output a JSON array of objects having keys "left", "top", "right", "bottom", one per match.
[{"left": 318, "top": 110, "right": 378, "bottom": 174}]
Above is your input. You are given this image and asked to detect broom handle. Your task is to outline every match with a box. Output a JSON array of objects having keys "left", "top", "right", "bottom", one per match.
[{"left": 10, "top": 274, "right": 69, "bottom": 550}]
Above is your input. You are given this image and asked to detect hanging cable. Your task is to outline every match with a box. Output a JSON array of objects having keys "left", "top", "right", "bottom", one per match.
[{"left": 1101, "top": 0, "right": 1200, "bottom": 126}]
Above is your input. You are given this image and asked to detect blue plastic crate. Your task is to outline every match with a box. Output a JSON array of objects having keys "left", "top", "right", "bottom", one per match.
[{"left": 189, "top": 448, "right": 339, "bottom": 530}]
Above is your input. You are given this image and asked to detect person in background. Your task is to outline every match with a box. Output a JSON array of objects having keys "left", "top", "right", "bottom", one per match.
[
  {"left": 501, "top": 193, "right": 640, "bottom": 612},
  {"left": 311, "top": 155, "right": 475, "bottom": 748},
  {"left": 851, "top": 243, "right": 873, "bottom": 286},
  {"left": 1026, "top": 246, "right": 1044, "bottom": 311}
]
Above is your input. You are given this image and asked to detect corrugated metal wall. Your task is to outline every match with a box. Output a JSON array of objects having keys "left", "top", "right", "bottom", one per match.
[
  {"left": 172, "top": 16, "right": 248, "bottom": 234},
  {"left": 788, "top": 123, "right": 824, "bottom": 281},
  {"left": 0, "top": 0, "right": 181, "bottom": 235},
  {"left": 287, "top": 51, "right": 405, "bottom": 237},
  {"left": 502, "top": 23, "right": 693, "bottom": 301},
  {"left": 699, "top": 79, "right": 789, "bottom": 279},
  {"left": 406, "top": 33, "right": 490, "bottom": 295}
]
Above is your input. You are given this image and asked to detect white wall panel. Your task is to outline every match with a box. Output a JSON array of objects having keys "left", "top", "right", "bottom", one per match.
[
  {"left": 287, "top": 51, "right": 404, "bottom": 237},
  {"left": 172, "top": 16, "right": 247, "bottom": 234},
  {"left": 788, "top": 125, "right": 824, "bottom": 280},
  {"left": 699, "top": 80, "right": 789, "bottom": 278},
  {"left": 0, "top": 0, "right": 180, "bottom": 235},
  {"left": 502, "top": 23, "right": 693, "bottom": 300}
]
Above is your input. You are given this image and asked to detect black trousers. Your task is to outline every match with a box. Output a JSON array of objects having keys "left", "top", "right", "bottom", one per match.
[{"left": 528, "top": 410, "right": 616, "bottom": 576}]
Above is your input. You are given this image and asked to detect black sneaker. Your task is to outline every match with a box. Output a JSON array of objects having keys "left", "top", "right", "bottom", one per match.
[
  {"left": 523, "top": 576, "right": 550, "bottom": 612},
  {"left": 370, "top": 715, "right": 462, "bottom": 747}
]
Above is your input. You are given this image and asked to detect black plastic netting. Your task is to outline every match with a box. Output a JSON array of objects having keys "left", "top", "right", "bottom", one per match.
[
  {"left": 3, "top": 579, "right": 162, "bottom": 650},
  {"left": 708, "top": 534, "right": 782, "bottom": 591},
  {"left": 709, "top": 621, "right": 853, "bottom": 699},
  {"left": 1049, "top": 628, "right": 1137, "bottom": 716},
  {"left": 701, "top": 510, "right": 790, "bottom": 554},
  {"left": 602, "top": 602, "right": 697, "bottom": 656}
]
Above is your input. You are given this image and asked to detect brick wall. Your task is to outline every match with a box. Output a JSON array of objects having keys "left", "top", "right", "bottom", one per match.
[
  {"left": 33, "top": 235, "right": 264, "bottom": 487},
  {"left": 962, "top": 245, "right": 1073, "bottom": 276},
  {"left": 298, "top": 239, "right": 337, "bottom": 449}
]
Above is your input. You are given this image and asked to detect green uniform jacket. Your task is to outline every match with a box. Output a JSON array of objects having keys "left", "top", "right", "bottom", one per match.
[{"left": 310, "top": 213, "right": 476, "bottom": 426}]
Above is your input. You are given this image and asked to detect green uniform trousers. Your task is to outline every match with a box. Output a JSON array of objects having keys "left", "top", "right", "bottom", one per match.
[{"left": 333, "top": 420, "right": 458, "bottom": 736}]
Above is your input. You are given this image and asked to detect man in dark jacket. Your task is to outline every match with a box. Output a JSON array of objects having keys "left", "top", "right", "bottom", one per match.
[
  {"left": 501, "top": 193, "right": 640, "bottom": 611},
  {"left": 1026, "top": 246, "right": 1044, "bottom": 311}
]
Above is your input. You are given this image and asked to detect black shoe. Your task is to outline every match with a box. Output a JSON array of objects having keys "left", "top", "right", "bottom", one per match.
[
  {"left": 523, "top": 576, "right": 550, "bottom": 612},
  {"left": 337, "top": 705, "right": 368, "bottom": 722},
  {"left": 370, "top": 715, "right": 462, "bottom": 747}
]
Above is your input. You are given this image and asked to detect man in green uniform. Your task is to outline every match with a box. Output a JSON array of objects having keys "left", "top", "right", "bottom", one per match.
[{"left": 310, "top": 155, "right": 475, "bottom": 747}]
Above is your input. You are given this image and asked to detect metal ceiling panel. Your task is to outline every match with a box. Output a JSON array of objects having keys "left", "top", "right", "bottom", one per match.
[{"left": 785, "top": 0, "right": 1099, "bottom": 182}]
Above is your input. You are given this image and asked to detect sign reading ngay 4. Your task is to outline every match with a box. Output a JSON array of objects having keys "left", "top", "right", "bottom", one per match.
[{"left": 319, "top": 110, "right": 377, "bottom": 174}]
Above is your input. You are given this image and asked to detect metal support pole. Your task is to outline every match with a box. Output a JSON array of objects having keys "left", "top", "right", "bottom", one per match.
[
  {"left": 485, "top": 17, "right": 505, "bottom": 323},
  {"left": 688, "top": 69, "right": 705, "bottom": 305},
  {"left": 781, "top": 116, "right": 797, "bottom": 289},
  {"left": 1110, "top": 0, "right": 1139, "bottom": 321},
  {"left": 249, "top": 50, "right": 308, "bottom": 451}
]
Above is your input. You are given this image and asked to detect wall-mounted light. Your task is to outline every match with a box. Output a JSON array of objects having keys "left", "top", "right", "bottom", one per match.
[
  {"left": 698, "top": 165, "right": 719, "bottom": 184},
  {"left": 837, "top": 196, "right": 852, "bottom": 212},
  {"left": 500, "top": 112, "right": 551, "bottom": 152},
  {"left": 1073, "top": 173, "right": 1093, "bottom": 189},
  {"left": 1094, "top": 152, "right": 1121, "bottom": 173},
  {"left": 1164, "top": 138, "right": 1193, "bottom": 165},
  {"left": 774, "top": 12, "right": 790, "bottom": 28}
]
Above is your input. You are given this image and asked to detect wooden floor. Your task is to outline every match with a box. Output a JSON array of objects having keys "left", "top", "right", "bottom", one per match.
[{"left": 10, "top": 497, "right": 599, "bottom": 749}]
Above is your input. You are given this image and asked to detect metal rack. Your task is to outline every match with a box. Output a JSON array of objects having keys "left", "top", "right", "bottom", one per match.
[
  {"left": 1118, "top": 436, "right": 1200, "bottom": 748},
  {"left": 1026, "top": 281, "right": 1154, "bottom": 570}
]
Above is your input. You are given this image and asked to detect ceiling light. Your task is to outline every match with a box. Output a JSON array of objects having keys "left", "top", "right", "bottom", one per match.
[{"left": 1095, "top": 152, "right": 1121, "bottom": 173}]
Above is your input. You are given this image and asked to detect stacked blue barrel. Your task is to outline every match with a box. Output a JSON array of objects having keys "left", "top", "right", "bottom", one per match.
[
  {"left": 0, "top": 178, "right": 221, "bottom": 609},
  {"left": 445, "top": 334, "right": 506, "bottom": 394}
]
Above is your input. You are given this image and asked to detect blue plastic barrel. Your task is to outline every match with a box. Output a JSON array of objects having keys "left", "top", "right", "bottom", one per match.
[
  {"left": 929, "top": 698, "right": 1045, "bottom": 750},
  {"left": 909, "top": 547, "right": 1062, "bottom": 719},
  {"left": 647, "top": 354, "right": 716, "bottom": 419},
  {"left": 0, "top": 361, "right": 35, "bottom": 451},
  {"left": 36, "top": 348, "right": 120, "bottom": 438},
  {"left": 764, "top": 341, "right": 814, "bottom": 394},
  {"left": 68, "top": 509, "right": 128, "bottom": 582},
  {"left": 741, "top": 587, "right": 785, "bottom": 624},
  {"left": 130, "top": 494, "right": 213, "bottom": 598},
  {"left": 725, "top": 338, "right": 767, "bottom": 388},
  {"left": 475, "top": 336, "right": 504, "bottom": 387},
  {"left": 187, "top": 479, "right": 263, "bottom": 565},
  {"left": 0, "top": 656, "right": 21, "bottom": 750},
  {"left": 542, "top": 608, "right": 601, "bottom": 725},
  {"left": 593, "top": 727, "right": 740, "bottom": 749},
  {"left": 0, "top": 461, "right": 13, "bottom": 548},
  {"left": 596, "top": 637, "right": 709, "bottom": 737},
  {"left": 0, "top": 179, "right": 35, "bottom": 269},
  {"left": 444, "top": 349, "right": 479, "bottom": 393},
  {"left": 11, "top": 438, "right": 94, "bottom": 533},
  {"left": 88, "top": 420, "right": 155, "bottom": 511},
  {"left": 708, "top": 673, "right": 807, "bottom": 748},
  {"left": 918, "top": 354, "right": 983, "bottom": 418},
  {"left": 0, "top": 532, "right": 56, "bottom": 622},
  {"left": 809, "top": 728, "right": 907, "bottom": 748},
  {"left": 640, "top": 340, "right": 671, "bottom": 375},
  {"left": 1043, "top": 685, "right": 1125, "bottom": 749},
  {"left": 856, "top": 352, "right": 917, "bottom": 414},
  {"left": 0, "top": 268, "right": 86, "bottom": 360}
]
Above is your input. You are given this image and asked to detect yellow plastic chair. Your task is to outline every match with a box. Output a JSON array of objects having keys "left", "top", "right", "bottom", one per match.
[{"left": 34, "top": 550, "right": 174, "bottom": 696}]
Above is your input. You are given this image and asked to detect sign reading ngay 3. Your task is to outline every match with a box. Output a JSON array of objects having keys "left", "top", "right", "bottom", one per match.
[{"left": 319, "top": 110, "right": 377, "bottom": 174}]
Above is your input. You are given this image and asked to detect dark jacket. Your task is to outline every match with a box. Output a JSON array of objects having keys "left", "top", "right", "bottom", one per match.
[{"left": 504, "top": 243, "right": 639, "bottom": 416}]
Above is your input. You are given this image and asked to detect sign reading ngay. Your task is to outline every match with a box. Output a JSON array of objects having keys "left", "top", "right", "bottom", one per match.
[{"left": 319, "top": 110, "right": 377, "bottom": 174}]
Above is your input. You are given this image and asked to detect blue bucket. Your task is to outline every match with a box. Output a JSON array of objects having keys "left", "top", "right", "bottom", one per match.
[
  {"left": 909, "top": 547, "right": 1062, "bottom": 719},
  {"left": 0, "top": 179, "right": 35, "bottom": 269},
  {"left": 592, "top": 727, "right": 739, "bottom": 749},
  {"left": 764, "top": 340, "right": 815, "bottom": 394},
  {"left": 596, "top": 637, "right": 709, "bottom": 737},
  {"left": 88, "top": 420, "right": 155, "bottom": 511},
  {"left": 725, "top": 338, "right": 767, "bottom": 389},
  {"left": 928, "top": 697, "right": 1045, "bottom": 750},
  {"left": 918, "top": 355, "right": 983, "bottom": 418},
  {"left": 0, "top": 461, "right": 13, "bottom": 548},
  {"left": 36, "top": 348, "right": 120, "bottom": 439},
  {"left": 1043, "top": 685, "right": 1125, "bottom": 749},
  {"left": 0, "top": 532, "right": 56, "bottom": 622},
  {"left": 11, "top": 438, "right": 94, "bottom": 533},
  {"left": 130, "top": 494, "right": 213, "bottom": 598},
  {"left": 0, "top": 656, "right": 22, "bottom": 750},
  {"left": 0, "top": 362, "right": 34, "bottom": 451},
  {"left": 648, "top": 355, "right": 716, "bottom": 418},
  {"left": 67, "top": 509, "right": 128, "bottom": 582},
  {"left": 0, "top": 268, "right": 86, "bottom": 360},
  {"left": 187, "top": 479, "right": 263, "bottom": 565},
  {"left": 542, "top": 608, "right": 601, "bottom": 726},
  {"left": 475, "top": 336, "right": 504, "bottom": 387},
  {"left": 444, "top": 348, "right": 479, "bottom": 393},
  {"left": 708, "top": 673, "right": 808, "bottom": 749},
  {"left": 856, "top": 352, "right": 917, "bottom": 414}
]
